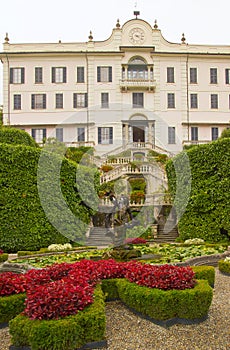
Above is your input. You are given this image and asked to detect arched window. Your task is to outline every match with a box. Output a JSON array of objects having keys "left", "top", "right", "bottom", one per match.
[{"left": 127, "top": 57, "right": 148, "bottom": 80}]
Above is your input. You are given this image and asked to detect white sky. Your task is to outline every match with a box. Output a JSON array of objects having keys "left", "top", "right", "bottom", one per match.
[{"left": 0, "top": 0, "right": 230, "bottom": 103}]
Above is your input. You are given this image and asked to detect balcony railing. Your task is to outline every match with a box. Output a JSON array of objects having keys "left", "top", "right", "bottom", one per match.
[{"left": 120, "top": 79, "right": 156, "bottom": 92}]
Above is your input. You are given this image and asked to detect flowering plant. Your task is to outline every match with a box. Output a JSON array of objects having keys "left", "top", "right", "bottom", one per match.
[
  {"left": 0, "top": 249, "right": 4, "bottom": 255},
  {"left": 124, "top": 237, "right": 147, "bottom": 245},
  {"left": 47, "top": 243, "right": 72, "bottom": 251}
]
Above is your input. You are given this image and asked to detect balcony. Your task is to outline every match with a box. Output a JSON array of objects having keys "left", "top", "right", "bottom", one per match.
[{"left": 120, "top": 79, "right": 156, "bottom": 92}]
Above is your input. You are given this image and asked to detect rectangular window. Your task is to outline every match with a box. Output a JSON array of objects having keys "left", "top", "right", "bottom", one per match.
[
  {"left": 190, "top": 68, "right": 197, "bottom": 84},
  {"left": 211, "top": 127, "right": 219, "bottom": 141},
  {"left": 77, "top": 127, "right": 85, "bottom": 142},
  {"left": 132, "top": 93, "right": 144, "bottom": 108},
  {"left": 191, "top": 126, "right": 198, "bottom": 141},
  {"left": 10, "top": 67, "right": 25, "bottom": 84},
  {"left": 167, "top": 93, "right": 175, "bottom": 108},
  {"left": 31, "top": 94, "right": 46, "bottom": 109},
  {"left": 56, "top": 128, "right": 63, "bottom": 142},
  {"left": 168, "top": 127, "right": 176, "bottom": 144},
  {"left": 97, "top": 66, "right": 112, "bottom": 82},
  {"left": 225, "top": 69, "right": 230, "bottom": 84},
  {"left": 98, "top": 127, "right": 113, "bottom": 144},
  {"left": 210, "top": 68, "right": 218, "bottom": 84},
  {"left": 13, "top": 94, "right": 21, "bottom": 110},
  {"left": 77, "top": 67, "right": 85, "bottom": 83},
  {"left": 55, "top": 93, "right": 63, "bottom": 109},
  {"left": 167, "top": 67, "right": 174, "bottom": 83},
  {"left": 101, "top": 93, "right": 109, "bottom": 108},
  {"left": 35, "top": 67, "right": 43, "bottom": 83},
  {"left": 31, "top": 128, "right": 46, "bottom": 143},
  {"left": 52, "top": 67, "right": 67, "bottom": 83},
  {"left": 190, "top": 94, "right": 198, "bottom": 109},
  {"left": 211, "top": 94, "right": 218, "bottom": 109},
  {"left": 73, "top": 93, "right": 88, "bottom": 108}
]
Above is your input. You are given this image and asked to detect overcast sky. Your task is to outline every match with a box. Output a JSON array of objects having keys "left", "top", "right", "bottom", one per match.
[{"left": 0, "top": 0, "right": 230, "bottom": 103}]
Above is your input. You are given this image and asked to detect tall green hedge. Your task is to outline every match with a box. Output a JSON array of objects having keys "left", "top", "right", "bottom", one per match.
[
  {"left": 0, "top": 127, "right": 37, "bottom": 147},
  {"left": 0, "top": 143, "right": 100, "bottom": 252},
  {"left": 166, "top": 138, "right": 230, "bottom": 243}
]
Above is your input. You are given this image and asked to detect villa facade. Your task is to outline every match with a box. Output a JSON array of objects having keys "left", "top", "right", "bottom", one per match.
[{"left": 1, "top": 16, "right": 230, "bottom": 156}]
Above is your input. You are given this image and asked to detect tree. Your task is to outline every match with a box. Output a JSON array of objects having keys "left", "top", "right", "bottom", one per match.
[{"left": 219, "top": 128, "right": 230, "bottom": 139}]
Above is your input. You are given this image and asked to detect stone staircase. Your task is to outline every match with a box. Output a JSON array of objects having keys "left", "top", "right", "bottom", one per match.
[
  {"left": 154, "top": 224, "right": 179, "bottom": 243},
  {"left": 86, "top": 227, "right": 114, "bottom": 247}
]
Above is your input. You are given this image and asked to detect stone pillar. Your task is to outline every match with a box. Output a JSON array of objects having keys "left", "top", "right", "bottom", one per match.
[{"left": 128, "top": 125, "right": 133, "bottom": 143}]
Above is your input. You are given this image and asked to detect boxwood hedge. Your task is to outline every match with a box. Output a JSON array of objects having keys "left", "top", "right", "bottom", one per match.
[
  {"left": 166, "top": 138, "right": 230, "bottom": 243},
  {"left": 0, "top": 143, "right": 100, "bottom": 252}
]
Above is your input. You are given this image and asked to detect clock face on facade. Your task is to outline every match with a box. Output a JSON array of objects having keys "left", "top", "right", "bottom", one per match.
[{"left": 129, "top": 28, "right": 145, "bottom": 45}]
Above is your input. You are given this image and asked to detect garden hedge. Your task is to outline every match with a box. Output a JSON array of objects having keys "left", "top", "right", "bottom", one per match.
[
  {"left": 191, "top": 266, "right": 215, "bottom": 287},
  {"left": 0, "top": 127, "right": 37, "bottom": 147},
  {"left": 0, "top": 293, "right": 26, "bottom": 324},
  {"left": 9, "top": 285, "right": 106, "bottom": 350},
  {"left": 116, "top": 279, "right": 213, "bottom": 321},
  {"left": 0, "top": 253, "right": 9, "bottom": 263},
  {"left": 0, "top": 143, "right": 100, "bottom": 252},
  {"left": 218, "top": 259, "right": 230, "bottom": 274},
  {"left": 166, "top": 138, "right": 230, "bottom": 243}
]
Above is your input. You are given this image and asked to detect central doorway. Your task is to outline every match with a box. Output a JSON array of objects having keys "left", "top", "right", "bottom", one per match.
[{"left": 133, "top": 126, "right": 145, "bottom": 142}]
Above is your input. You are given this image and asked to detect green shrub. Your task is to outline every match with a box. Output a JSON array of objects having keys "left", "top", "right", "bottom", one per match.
[
  {"left": 65, "top": 146, "right": 94, "bottom": 164},
  {"left": 130, "top": 190, "right": 145, "bottom": 204},
  {"left": 9, "top": 285, "right": 106, "bottom": 350},
  {"left": 100, "top": 164, "right": 113, "bottom": 173},
  {"left": 0, "top": 293, "right": 26, "bottom": 323},
  {"left": 116, "top": 279, "right": 213, "bottom": 321},
  {"left": 218, "top": 258, "right": 230, "bottom": 274},
  {"left": 219, "top": 128, "right": 230, "bottom": 139},
  {"left": 191, "top": 266, "right": 215, "bottom": 287},
  {"left": 0, "top": 127, "right": 37, "bottom": 147},
  {"left": 101, "top": 279, "right": 119, "bottom": 300},
  {"left": 0, "top": 253, "right": 8, "bottom": 262},
  {"left": 166, "top": 138, "right": 230, "bottom": 243},
  {"left": 129, "top": 177, "right": 146, "bottom": 191},
  {"left": 0, "top": 143, "right": 100, "bottom": 252}
]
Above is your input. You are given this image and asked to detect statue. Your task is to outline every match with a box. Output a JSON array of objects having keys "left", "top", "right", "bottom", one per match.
[{"left": 104, "top": 191, "right": 139, "bottom": 246}]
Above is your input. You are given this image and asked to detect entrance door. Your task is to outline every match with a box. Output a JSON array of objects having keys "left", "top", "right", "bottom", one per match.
[{"left": 133, "top": 126, "right": 145, "bottom": 142}]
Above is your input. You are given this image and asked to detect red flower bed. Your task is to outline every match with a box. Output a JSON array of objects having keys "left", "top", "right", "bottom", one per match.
[
  {"left": 124, "top": 237, "right": 147, "bottom": 245},
  {"left": 0, "top": 249, "right": 4, "bottom": 255},
  {"left": 125, "top": 262, "right": 196, "bottom": 290},
  {"left": 0, "top": 272, "right": 26, "bottom": 296},
  {"left": 0, "top": 259, "right": 197, "bottom": 320}
]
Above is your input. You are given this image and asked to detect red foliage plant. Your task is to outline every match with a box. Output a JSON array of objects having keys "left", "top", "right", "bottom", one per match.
[
  {"left": 0, "top": 259, "right": 196, "bottom": 320},
  {"left": 124, "top": 237, "right": 147, "bottom": 245},
  {"left": 0, "top": 249, "right": 4, "bottom": 255}
]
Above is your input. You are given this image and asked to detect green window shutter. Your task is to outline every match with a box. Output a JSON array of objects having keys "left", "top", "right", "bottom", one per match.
[
  {"left": 109, "top": 127, "right": 113, "bottom": 144},
  {"left": 98, "top": 127, "right": 102, "bottom": 144},
  {"left": 109, "top": 67, "right": 112, "bottom": 82},
  {"left": 97, "top": 67, "right": 101, "bottom": 82}
]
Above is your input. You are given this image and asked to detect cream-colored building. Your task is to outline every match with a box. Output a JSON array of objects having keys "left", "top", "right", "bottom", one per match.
[{"left": 1, "top": 16, "right": 230, "bottom": 156}]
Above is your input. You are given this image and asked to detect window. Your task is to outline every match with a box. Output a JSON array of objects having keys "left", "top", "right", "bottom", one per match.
[
  {"left": 167, "top": 93, "right": 175, "bottom": 108},
  {"left": 98, "top": 127, "right": 113, "bottom": 144},
  {"left": 31, "top": 129, "right": 46, "bottom": 143},
  {"left": 13, "top": 94, "right": 21, "bottom": 110},
  {"left": 101, "top": 93, "right": 109, "bottom": 108},
  {"left": 97, "top": 66, "right": 112, "bottom": 82},
  {"left": 31, "top": 94, "right": 46, "bottom": 109},
  {"left": 167, "top": 67, "right": 174, "bottom": 83},
  {"left": 190, "top": 68, "right": 197, "bottom": 84},
  {"left": 191, "top": 127, "right": 198, "bottom": 141},
  {"left": 10, "top": 68, "right": 25, "bottom": 84},
  {"left": 35, "top": 67, "right": 43, "bottom": 83},
  {"left": 211, "top": 127, "right": 219, "bottom": 141},
  {"left": 77, "top": 127, "right": 85, "bottom": 142},
  {"left": 73, "top": 93, "right": 88, "bottom": 108},
  {"left": 132, "top": 93, "right": 144, "bottom": 108},
  {"left": 52, "top": 67, "right": 67, "bottom": 83},
  {"left": 190, "top": 94, "right": 198, "bottom": 109},
  {"left": 211, "top": 94, "right": 218, "bottom": 109},
  {"left": 55, "top": 93, "right": 63, "bottom": 109},
  {"left": 210, "top": 68, "right": 218, "bottom": 84},
  {"left": 56, "top": 128, "right": 63, "bottom": 142},
  {"left": 77, "top": 67, "right": 85, "bottom": 83},
  {"left": 225, "top": 69, "right": 230, "bottom": 84},
  {"left": 168, "top": 127, "right": 176, "bottom": 144}
]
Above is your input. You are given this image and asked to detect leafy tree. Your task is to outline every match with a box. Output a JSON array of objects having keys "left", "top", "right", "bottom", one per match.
[{"left": 219, "top": 128, "right": 230, "bottom": 139}]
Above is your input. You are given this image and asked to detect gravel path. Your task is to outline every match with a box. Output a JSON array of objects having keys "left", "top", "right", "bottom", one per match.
[{"left": 0, "top": 269, "right": 229, "bottom": 350}]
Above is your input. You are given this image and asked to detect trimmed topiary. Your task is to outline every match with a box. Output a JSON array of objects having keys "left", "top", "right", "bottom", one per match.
[
  {"left": 0, "top": 293, "right": 26, "bottom": 324},
  {"left": 218, "top": 258, "right": 230, "bottom": 274},
  {"left": 0, "top": 127, "right": 37, "bottom": 147},
  {"left": 191, "top": 266, "right": 215, "bottom": 287}
]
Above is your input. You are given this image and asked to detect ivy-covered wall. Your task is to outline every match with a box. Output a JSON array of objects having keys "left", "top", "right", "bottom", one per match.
[
  {"left": 166, "top": 138, "right": 230, "bottom": 243},
  {"left": 0, "top": 143, "right": 100, "bottom": 252}
]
